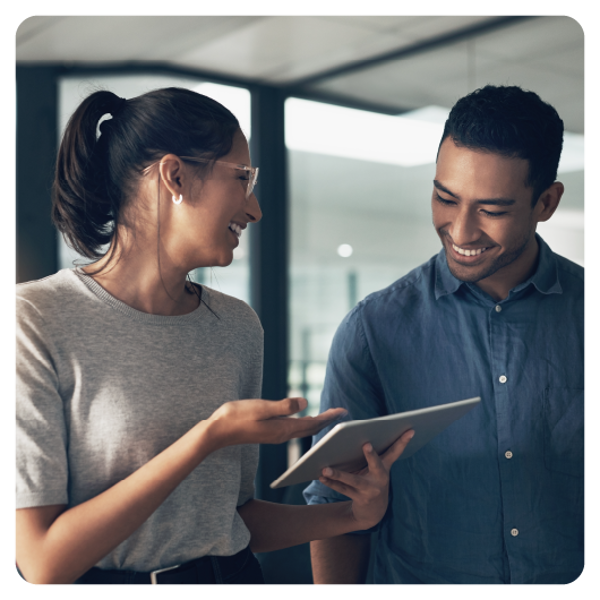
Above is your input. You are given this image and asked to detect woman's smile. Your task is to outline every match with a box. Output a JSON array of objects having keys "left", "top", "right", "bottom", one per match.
[{"left": 228, "top": 221, "right": 243, "bottom": 238}]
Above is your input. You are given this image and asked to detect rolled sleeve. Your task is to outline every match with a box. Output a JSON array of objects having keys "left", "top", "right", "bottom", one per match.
[{"left": 302, "top": 304, "right": 387, "bottom": 533}]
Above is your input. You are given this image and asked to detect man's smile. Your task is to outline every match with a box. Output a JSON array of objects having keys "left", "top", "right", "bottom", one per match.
[{"left": 451, "top": 243, "right": 491, "bottom": 257}]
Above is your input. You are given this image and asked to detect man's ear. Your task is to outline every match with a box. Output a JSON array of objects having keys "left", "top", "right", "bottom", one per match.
[
  {"left": 535, "top": 181, "right": 564, "bottom": 223},
  {"left": 158, "top": 154, "right": 185, "bottom": 200}
]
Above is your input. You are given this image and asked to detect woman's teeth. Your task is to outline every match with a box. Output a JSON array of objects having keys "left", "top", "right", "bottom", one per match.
[
  {"left": 228, "top": 222, "right": 242, "bottom": 238},
  {"left": 452, "top": 243, "right": 488, "bottom": 257}
]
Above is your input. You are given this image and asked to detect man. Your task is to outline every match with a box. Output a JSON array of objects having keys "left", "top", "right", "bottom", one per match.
[{"left": 304, "top": 85, "right": 583, "bottom": 584}]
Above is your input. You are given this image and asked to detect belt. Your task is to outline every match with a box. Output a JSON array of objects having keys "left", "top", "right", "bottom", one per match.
[{"left": 76, "top": 546, "right": 262, "bottom": 584}]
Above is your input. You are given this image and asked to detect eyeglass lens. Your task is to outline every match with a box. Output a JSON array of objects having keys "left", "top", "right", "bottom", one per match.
[{"left": 247, "top": 168, "right": 258, "bottom": 198}]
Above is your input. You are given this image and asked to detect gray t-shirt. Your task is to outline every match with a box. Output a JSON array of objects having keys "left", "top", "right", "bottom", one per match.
[{"left": 16, "top": 269, "right": 263, "bottom": 572}]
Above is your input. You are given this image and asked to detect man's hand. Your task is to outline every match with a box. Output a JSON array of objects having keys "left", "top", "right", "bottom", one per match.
[{"left": 318, "top": 429, "right": 414, "bottom": 531}]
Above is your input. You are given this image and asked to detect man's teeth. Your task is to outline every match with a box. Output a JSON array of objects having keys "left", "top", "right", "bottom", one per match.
[
  {"left": 228, "top": 222, "right": 242, "bottom": 237},
  {"left": 452, "top": 243, "right": 488, "bottom": 257}
]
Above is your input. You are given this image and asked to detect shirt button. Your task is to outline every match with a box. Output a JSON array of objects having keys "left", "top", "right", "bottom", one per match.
[
  {"left": 511, "top": 528, "right": 519, "bottom": 537},
  {"left": 495, "top": 305, "right": 502, "bottom": 312},
  {"left": 505, "top": 450, "right": 513, "bottom": 459},
  {"left": 499, "top": 375, "right": 507, "bottom": 384}
]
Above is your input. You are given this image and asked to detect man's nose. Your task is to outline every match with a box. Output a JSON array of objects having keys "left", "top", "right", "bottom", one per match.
[{"left": 449, "top": 206, "right": 479, "bottom": 246}]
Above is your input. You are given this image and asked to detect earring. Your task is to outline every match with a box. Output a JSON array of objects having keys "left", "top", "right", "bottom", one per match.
[{"left": 172, "top": 194, "right": 183, "bottom": 205}]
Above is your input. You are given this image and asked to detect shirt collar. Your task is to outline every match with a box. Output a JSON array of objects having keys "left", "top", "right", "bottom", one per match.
[
  {"left": 434, "top": 248, "right": 463, "bottom": 299},
  {"left": 434, "top": 234, "right": 562, "bottom": 301}
]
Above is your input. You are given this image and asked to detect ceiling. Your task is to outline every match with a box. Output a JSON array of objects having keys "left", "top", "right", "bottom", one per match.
[{"left": 16, "top": 15, "right": 584, "bottom": 133}]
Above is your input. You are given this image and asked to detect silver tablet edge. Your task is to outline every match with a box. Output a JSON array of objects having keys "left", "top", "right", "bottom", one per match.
[
  {"left": 270, "top": 396, "right": 481, "bottom": 489},
  {"left": 269, "top": 422, "right": 345, "bottom": 488}
]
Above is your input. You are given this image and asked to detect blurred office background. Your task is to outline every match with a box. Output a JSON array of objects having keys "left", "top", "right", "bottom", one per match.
[{"left": 16, "top": 15, "right": 584, "bottom": 583}]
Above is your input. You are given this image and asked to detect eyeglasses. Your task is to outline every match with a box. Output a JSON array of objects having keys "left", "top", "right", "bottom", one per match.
[{"left": 142, "top": 157, "right": 259, "bottom": 199}]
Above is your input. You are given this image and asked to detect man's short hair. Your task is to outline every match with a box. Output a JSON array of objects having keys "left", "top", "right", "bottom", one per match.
[{"left": 439, "top": 85, "right": 564, "bottom": 205}]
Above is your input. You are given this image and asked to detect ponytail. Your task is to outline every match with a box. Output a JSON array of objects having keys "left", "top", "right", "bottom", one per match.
[{"left": 52, "top": 91, "right": 125, "bottom": 258}]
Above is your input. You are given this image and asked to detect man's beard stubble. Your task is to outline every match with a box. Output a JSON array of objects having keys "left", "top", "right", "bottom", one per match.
[{"left": 442, "top": 229, "right": 533, "bottom": 284}]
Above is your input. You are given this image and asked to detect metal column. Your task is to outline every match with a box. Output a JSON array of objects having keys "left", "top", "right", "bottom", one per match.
[
  {"left": 249, "top": 85, "right": 289, "bottom": 502},
  {"left": 16, "top": 66, "right": 60, "bottom": 283}
]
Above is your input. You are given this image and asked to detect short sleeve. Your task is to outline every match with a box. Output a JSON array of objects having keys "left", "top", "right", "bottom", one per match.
[{"left": 16, "top": 296, "right": 69, "bottom": 508}]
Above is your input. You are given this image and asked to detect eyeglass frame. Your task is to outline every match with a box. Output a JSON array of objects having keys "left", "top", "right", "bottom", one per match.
[{"left": 142, "top": 156, "right": 259, "bottom": 199}]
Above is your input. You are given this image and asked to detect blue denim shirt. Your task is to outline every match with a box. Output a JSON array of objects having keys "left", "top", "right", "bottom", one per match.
[{"left": 304, "top": 236, "right": 584, "bottom": 584}]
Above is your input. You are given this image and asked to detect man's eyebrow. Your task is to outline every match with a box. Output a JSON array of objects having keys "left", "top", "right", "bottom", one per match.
[
  {"left": 433, "top": 180, "right": 516, "bottom": 206},
  {"left": 433, "top": 180, "right": 458, "bottom": 198}
]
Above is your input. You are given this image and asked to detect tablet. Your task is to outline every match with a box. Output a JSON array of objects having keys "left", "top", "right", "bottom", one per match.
[{"left": 270, "top": 396, "right": 480, "bottom": 489}]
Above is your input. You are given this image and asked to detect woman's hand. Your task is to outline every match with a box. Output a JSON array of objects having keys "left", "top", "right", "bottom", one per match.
[
  {"left": 318, "top": 429, "right": 415, "bottom": 531},
  {"left": 205, "top": 397, "right": 347, "bottom": 449}
]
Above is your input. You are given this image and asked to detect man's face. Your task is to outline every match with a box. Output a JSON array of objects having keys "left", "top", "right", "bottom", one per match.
[{"left": 432, "top": 137, "right": 540, "bottom": 287}]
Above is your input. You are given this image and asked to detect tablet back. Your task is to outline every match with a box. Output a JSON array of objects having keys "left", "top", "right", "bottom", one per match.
[{"left": 270, "top": 396, "right": 480, "bottom": 489}]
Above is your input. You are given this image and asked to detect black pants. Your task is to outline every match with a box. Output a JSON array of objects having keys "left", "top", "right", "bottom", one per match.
[{"left": 76, "top": 546, "right": 264, "bottom": 584}]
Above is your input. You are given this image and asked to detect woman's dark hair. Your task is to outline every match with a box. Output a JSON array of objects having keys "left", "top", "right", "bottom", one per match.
[
  {"left": 438, "top": 85, "right": 564, "bottom": 205},
  {"left": 52, "top": 87, "right": 240, "bottom": 259},
  {"left": 52, "top": 87, "right": 240, "bottom": 316}
]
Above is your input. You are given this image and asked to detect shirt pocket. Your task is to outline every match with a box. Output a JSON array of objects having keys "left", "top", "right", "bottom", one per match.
[{"left": 543, "top": 387, "right": 583, "bottom": 478}]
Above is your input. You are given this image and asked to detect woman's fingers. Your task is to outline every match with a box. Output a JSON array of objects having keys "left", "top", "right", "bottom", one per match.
[
  {"left": 270, "top": 397, "right": 309, "bottom": 417},
  {"left": 251, "top": 397, "right": 309, "bottom": 419},
  {"left": 244, "top": 397, "right": 342, "bottom": 420},
  {"left": 208, "top": 399, "right": 349, "bottom": 446},
  {"left": 271, "top": 406, "right": 346, "bottom": 422},
  {"left": 279, "top": 410, "right": 344, "bottom": 437},
  {"left": 211, "top": 398, "right": 308, "bottom": 421},
  {"left": 247, "top": 411, "right": 343, "bottom": 444},
  {"left": 288, "top": 407, "right": 348, "bottom": 437},
  {"left": 212, "top": 398, "right": 347, "bottom": 423},
  {"left": 313, "top": 407, "right": 348, "bottom": 421}
]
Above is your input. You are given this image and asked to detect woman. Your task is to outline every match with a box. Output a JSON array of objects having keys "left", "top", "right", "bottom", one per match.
[{"left": 16, "top": 87, "right": 413, "bottom": 585}]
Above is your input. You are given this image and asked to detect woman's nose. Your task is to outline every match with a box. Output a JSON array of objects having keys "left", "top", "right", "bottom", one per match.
[{"left": 246, "top": 192, "right": 262, "bottom": 223}]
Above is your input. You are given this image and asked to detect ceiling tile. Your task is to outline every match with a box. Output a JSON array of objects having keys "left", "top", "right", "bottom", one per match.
[
  {"left": 16, "top": 16, "right": 261, "bottom": 63},
  {"left": 474, "top": 16, "right": 583, "bottom": 62},
  {"left": 309, "top": 43, "right": 472, "bottom": 111},
  {"left": 274, "top": 16, "right": 502, "bottom": 85},
  {"left": 386, "top": 15, "right": 496, "bottom": 43},
  {"left": 316, "top": 16, "right": 427, "bottom": 33},
  {"left": 16, "top": 16, "right": 67, "bottom": 45},
  {"left": 264, "top": 33, "right": 413, "bottom": 82},
  {"left": 532, "top": 44, "right": 584, "bottom": 77},
  {"left": 176, "top": 16, "right": 411, "bottom": 82}
]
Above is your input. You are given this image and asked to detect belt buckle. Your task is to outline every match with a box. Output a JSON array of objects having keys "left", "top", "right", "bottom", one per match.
[{"left": 150, "top": 563, "right": 181, "bottom": 584}]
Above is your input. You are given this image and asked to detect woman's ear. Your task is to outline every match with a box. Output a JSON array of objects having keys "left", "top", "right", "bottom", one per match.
[{"left": 158, "top": 154, "right": 185, "bottom": 200}]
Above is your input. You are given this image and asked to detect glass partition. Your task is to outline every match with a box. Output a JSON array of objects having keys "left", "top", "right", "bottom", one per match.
[{"left": 58, "top": 75, "right": 252, "bottom": 304}]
